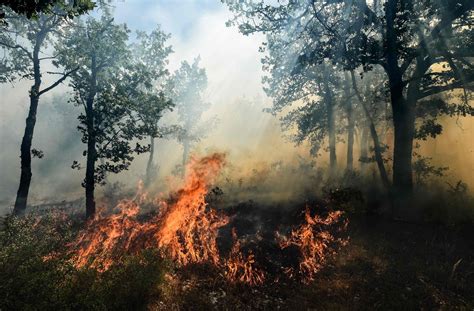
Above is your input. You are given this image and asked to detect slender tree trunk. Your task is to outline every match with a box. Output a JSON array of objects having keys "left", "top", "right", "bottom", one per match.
[
  {"left": 182, "top": 139, "right": 190, "bottom": 178},
  {"left": 344, "top": 72, "right": 354, "bottom": 171},
  {"left": 360, "top": 124, "right": 369, "bottom": 174},
  {"left": 145, "top": 136, "right": 155, "bottom": 186},
  {"left": 13, "top": 94, "right": 39, "bottom": 215},
  {"left": 13, "top": 32, "right": 45, "bottom": 215},
  {"left": 350, "top": 71, "right": 390, "bottom": 189},
  {"left": 322, "top": 66, "right": 337, "bottom": 177},
  {"left": 85, "top": 57, "right": 97, "bottom": 219}
]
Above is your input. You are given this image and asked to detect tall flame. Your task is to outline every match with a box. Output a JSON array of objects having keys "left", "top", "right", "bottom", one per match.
[{"left": 155, "top": 153, "right": 228, "bottom": 265}]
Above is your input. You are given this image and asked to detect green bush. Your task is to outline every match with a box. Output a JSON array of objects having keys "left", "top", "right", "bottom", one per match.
[{"left": 0, "top": 214, "right": 169, "bottom": 310}]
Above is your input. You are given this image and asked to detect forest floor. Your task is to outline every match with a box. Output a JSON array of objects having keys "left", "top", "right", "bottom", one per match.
[{"left": 155, "top": 216, "right": 474, "bottom": 310}]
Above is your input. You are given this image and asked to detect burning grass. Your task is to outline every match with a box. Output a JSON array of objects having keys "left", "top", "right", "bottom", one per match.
[
  {"left": 68, "top": 153, "right": 349, "bottom": 286},
  {"left": 1, "top": 155, "right": 473, "bottom": 309}
]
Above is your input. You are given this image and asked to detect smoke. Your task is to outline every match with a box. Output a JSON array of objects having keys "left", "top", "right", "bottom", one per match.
[{"left": 1, "top": 1, "right": 473, "bottom": 215}]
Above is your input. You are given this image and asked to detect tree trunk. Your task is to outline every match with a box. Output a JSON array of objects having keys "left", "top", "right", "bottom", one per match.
[
  {"left": 85, "top": 56, "right": 97, "bottom": 219},
  {"left": 145, "top": 136, "right": 155, "bottom": 187},
  {"left": 350, "top": 71, "right": 390, "bottom": 189},
  {"left": 344, "top": 72, "right": 354, "bottom": 171},
  {"left": 391, "top": 99, "right": 415, "bottom": 197},
  {"left": 13, "top": 94, "right": 39, "bottom": 215},
  {"left": 322, "top": 66, "right": 337, "bottom": 177},
  {"left": 385, "top": 0, "right": 414, "bottom": 198},
  {"left": 360, "top": 124, "right": 369, "bottom": 174},
  {"left": 13, "top": 32, "right": 45, "bottom": 215},
  {"left": 182, "top": 139, "right": 190, "bottom": 178}
]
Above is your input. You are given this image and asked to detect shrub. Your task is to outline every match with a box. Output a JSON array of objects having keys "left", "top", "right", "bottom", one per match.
[{"left": 0, "top": 214, "right": 169, "bottom": 310}]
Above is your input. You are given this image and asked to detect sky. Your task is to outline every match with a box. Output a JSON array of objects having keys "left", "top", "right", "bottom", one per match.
[{"left": 0, "top": 0, "right": 307, "bottom": 208}]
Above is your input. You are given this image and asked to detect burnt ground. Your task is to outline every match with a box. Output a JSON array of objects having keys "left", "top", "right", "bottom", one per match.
[{"left": 154, "top": 216, "right": 474, "bottom": 310}]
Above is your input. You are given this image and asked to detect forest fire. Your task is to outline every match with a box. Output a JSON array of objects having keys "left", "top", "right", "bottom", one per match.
[
  {"left": 69, "top": 153, "right": 347, "bottom": 285},
  {"left": 154, "top": 153, "right": 228, "bottom": 265},
  {"left": 279, "top": 208, "right": 348, "bottom": 282},
  {"left": 225, "top": 229, "right": 266, "bottom": 286}
]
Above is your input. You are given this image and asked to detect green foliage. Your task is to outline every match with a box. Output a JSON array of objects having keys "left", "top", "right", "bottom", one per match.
[
  {"left": 0, "top": 0, "right": 94, "bottom": 20},
  {"left": 413, "top": 153, "right": 449, "bottom": 186},
  {"left": 171, "top": 57, "right": 213, "bottom": 142},
  {"left": 0, "top": 7, "right": 72, "bottom": 83},
  {"left": 55, "top": 13, "right": 174, "bottom": 186},
  {"left": 0, "top": 215, "right": 169, "bottom": 310}
]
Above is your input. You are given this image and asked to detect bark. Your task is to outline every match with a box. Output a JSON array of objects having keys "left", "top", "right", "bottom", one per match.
[
  {"left": 13, "top": 31, "right": 45, "bottom": 215},
  {"left": 385, "top": 0, "right": 413, "bottom": 197},
  {"left": 344, "top": 72, "right": 354, "bottom": 171},
  {"left": 359, "top": 124, "right": 369, "bottom": 174},
  {"left": 182, "top": 139, "right": 190, "bottom": 178},
  {"left": 391, "top": 57, "right": 422, "bottom": 197},
  {"left": 13, "top": 94, "right": 39, "bottom": 215},
  {"left": 350, "top": 71, "right": 391, "bottom": 190},
  {"left": 391, "top": 100, "right": 415, "bottom": 196},
  {"left": 322, "top": 66, "right": 337, "bottom": 177},
  {"left": 145, "top": 136, "right": 155, "bottom": 187},
  {"left": 85, "top": 54, "right": 98, "bottom": 219}
]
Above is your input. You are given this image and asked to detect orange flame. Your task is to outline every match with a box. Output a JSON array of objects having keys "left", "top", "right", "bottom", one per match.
[
  {"left": 72, "top": 199, "right": 144, "bottom": 270},
  {"left": 71, "top": 153, "right": 229, "bottom": 269},
  {"left": 70, "top": 153, "right": 348, "bottom": 286},
  {"left": 279, "top": 207, "right": 347, "bottom": 282},
  {"left": 154, "top": 153, "right": 228, "bottom": 265},
  {"left": 225, "top": 229, "right": 265, "bottom": 286}
]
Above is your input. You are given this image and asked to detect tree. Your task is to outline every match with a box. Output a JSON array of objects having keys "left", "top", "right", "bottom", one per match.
[
  {"left": 277, "top": 60, "right": 342, "bottom": 178},
  {"left": 0, "top": 0, "right": 94, "bottom": 23},
  {"left": 0, "top": 8, "right": 80, "bottom": 215},
  {"left": 224, "top": 0, "right": 474, "bottom": 203},
  {"left": 56, "top": 14, "right": 160, "bottom": 218},
  {"left": 130, "top": 26, "right": 174, "bottom": 186},
  {"left": 170, "top": 57, "right": 213, "bottom": 176}
]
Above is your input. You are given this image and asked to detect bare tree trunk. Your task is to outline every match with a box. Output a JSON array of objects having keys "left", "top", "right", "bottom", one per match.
[
  {"left": 360, "top": 124, "right": 369, "bottom": 174},
  {"left": 322, "top": 66, "right": 337, "bottom": 177},
  {"left": 344, "top": 72, "right": 354, "bottom": 171},
  {"left": 13, "top": 32, "right": 45, "bottom": 215},
  {"left": 391, "top": 94, "right": 415, "bottom": 200},
  {"left": 14, "top": 94, "right": 39, "bottom": 215},
  {"left": 350, "top": 71, "right": 390, "bottom": 190},
  {"left": 85, "top": 55, "right": 97, "bottom": 219},
  {"left": 182, "top": 139, "right": 190, "bottom": 178},
  {"left": 145, "top": 136, "right": 155, "bottom": 186}
]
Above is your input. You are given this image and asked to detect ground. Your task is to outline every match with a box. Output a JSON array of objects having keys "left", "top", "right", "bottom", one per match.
[{"left": 155, "top": 216, "right": 474, "bottom": 310}]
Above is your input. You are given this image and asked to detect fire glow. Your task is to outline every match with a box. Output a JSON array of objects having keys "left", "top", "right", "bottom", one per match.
[{"left": 70, "top": 153, "right": 348, "bottom": 285}]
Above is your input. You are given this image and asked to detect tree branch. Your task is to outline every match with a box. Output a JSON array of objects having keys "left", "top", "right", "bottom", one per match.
[
  {"left": 38, "top": 67, "right": 79, "bottom": 96},
  {"left": 0, "top": 41, "right": 33, "bottom": 60}
]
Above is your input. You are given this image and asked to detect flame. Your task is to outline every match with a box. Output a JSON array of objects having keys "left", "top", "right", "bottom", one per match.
[
  {"left": 279, "top": 207, "right": 347, "bottom": 282},
  {"left": 225, "top": 229, "right": 265, "bottom": 286},
  {"left": 72, "top": 199, "right": 144, "bottom": 270},
  {"left": 70, "top": 153, "right": 229, "bottom": 269},
  {"left": 70, "top": 153, "right": 348, "bottom": 286},
  {"left": 154, "top": 153, "right": 228, "bottom": 265}
]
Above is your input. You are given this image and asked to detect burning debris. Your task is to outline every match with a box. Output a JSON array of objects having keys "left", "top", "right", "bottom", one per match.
[{"left": 70, "top": 153, "right": 348, "bottom": 285}]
